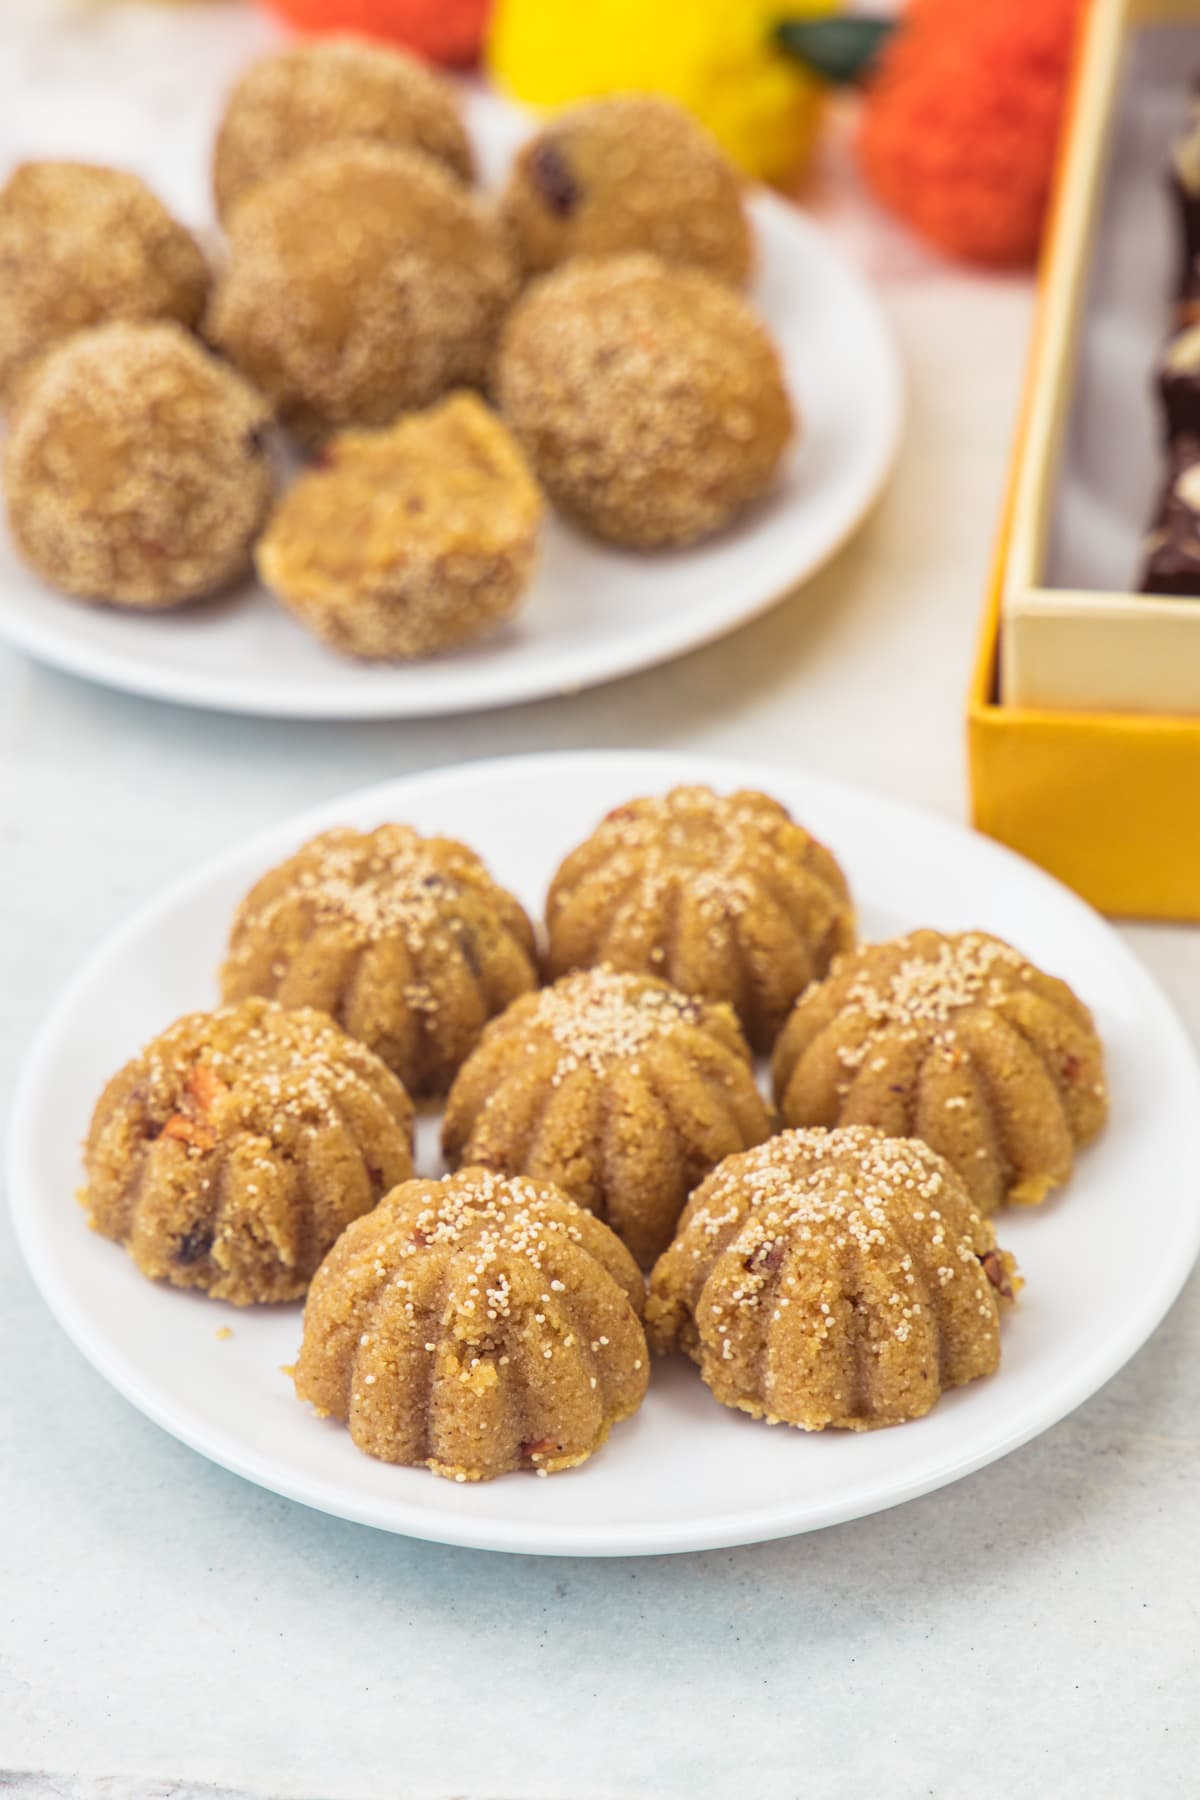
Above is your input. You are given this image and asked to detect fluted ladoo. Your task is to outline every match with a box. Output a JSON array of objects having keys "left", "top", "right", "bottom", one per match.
[
  {"left": 220, "top": 823, "right": 539, "bottom": 1099},
  {"left": 294, "top": 1167, "right": 648, "bottom": 1480},
  {"left": 443, "top": 966, "right": 773, "bottom": 1266},
  {"left": 647, "top": 1126, "right": 1020, "bottom": 1432},
  {"left": 773, "top": 929, "right": 1108, "bottom": 1212},
  {"left": 545, "top": 785, "right": 855, "bottom": 1052},
  {"left": 83, "top": 997, "right": 414, "bottom": 1304}
]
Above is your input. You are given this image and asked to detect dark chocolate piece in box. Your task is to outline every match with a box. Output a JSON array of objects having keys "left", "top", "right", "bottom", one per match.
[
  {"left": 1169, "top": 109, "right": 1200, "bottom": 305},
  {"left": 1175, "top": 262, "right": 1200, "bottom": 330},
  {"left": 1139, "top": 435, "right": 1200, "bottom": 596},
  {"left": 1158, "top": 322, "right": 1200, "bottom": 438}
]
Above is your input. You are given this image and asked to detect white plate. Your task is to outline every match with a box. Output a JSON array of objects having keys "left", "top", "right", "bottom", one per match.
[
  {"left": 0, "top": 93, "right": 901, "bottom": 720},
  {"left": 11, "top": 750, "right": 1199, "bottom": 1557}
]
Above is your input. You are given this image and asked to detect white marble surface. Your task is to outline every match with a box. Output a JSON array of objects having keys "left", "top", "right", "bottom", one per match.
[{"left": 3, "top": 6, "right": 1200, "bottom": 1796}]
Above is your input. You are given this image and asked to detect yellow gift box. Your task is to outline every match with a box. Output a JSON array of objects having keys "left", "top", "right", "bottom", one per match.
[{"left": 969, "top": 0, "right": 1200, "bottom": 920}]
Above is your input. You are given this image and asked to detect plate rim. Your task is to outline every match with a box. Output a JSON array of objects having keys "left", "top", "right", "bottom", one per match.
[
  {"left": 0, "top": 116, "right": 904, "bottom": 720},
  {"left": 9, "top": 747, "right": 1200, "bottom": 1555}
]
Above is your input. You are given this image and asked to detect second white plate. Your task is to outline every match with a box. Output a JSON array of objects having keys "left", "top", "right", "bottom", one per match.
[
  {"left": 8, "top": 751, "right": 1200, "bottom": 1555},
  {"left": 0, "top": 91, "right": 901, "bottom": 719}
]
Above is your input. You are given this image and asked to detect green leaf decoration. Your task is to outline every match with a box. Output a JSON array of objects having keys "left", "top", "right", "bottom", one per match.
[{"left": 773, "top": 15, "right": 896, "bottom": 86}]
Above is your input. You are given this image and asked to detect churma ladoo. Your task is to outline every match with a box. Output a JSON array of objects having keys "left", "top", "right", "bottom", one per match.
[
  {"left": 82, "top": 998, "right": 415, "bottom": 1306},
  {"left": 293, "top": 1166, "right": 649, "bottom": 1480},
  {"left": 213, "top": 35, "right": 474, "bottom": 224},
  {"left": 646, "top": 1126, "right": 1020, "bottom": 1433},
  {"left": 3, "top": 321, "right": 273, "bottom": 608},
  {"left": 496, "top": 254, "right": 793, "bottom": 549},
  {"left": 772, "top": 929, "right": 1108, "bottom": 1214},
  {"left": 206, "top": 143, "right": 519, "bottom": 442},
  {"left": 502, "top": 95, "right": 753, "bottom": 287},
  {"left": 442, "top": 967, "right": 773, "bottom": 1267},
  {"left": 256, "top": 392, "right": 542, "bottom": 660},
  {"left": 220, "top": 824, "right": 539, "bottom": 1100},
  {"left": 0, "top": 160, "right": 208, "bottom": 404},
  {"left": 544, "top": 786, "right": 854, "bottom": 1052}
]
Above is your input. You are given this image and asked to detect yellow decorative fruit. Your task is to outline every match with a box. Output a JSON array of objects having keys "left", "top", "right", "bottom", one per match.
[{"left": 487, "top": 0, "right": 838, "bottom": 186}]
